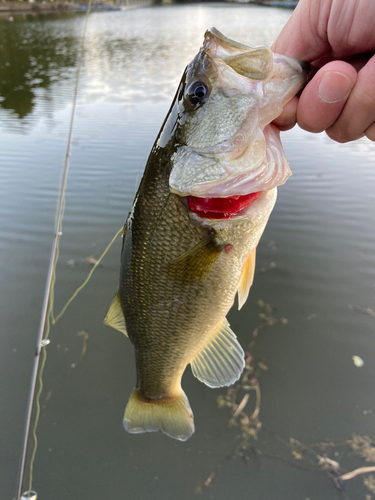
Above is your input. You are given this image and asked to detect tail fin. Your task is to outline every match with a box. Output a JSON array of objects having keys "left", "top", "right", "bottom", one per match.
[{"left": 123, "top": 389, "right": 195, "bottom": 441}]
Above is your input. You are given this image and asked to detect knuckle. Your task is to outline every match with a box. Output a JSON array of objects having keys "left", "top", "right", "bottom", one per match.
[
  {"left": 325, "top": 126, "right": 352, "bottom": 143},
  {"left": 354, "top": 85, "right": 375, "bottom": 109}
]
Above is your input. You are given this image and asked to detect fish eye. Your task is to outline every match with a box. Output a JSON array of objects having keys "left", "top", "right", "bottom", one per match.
[{"left": 186, "top": 81, "right": 209, "bottom": 106}]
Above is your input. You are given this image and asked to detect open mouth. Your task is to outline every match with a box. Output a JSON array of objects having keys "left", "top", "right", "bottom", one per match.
[{"left": 187, "top": 192, "right": 261, "bottom": 219}]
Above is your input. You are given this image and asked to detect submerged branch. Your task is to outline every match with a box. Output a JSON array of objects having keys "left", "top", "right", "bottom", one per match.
[{"left": 340, "top": 467, "right": 375, "bottom": 481}]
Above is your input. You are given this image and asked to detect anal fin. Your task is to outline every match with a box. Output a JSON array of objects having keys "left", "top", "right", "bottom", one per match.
[
  {"left": 190, "top": 318, "right": 245, "bottom": 388},
  {"left": 104, "top": 290, "right": 128, "bottom": 337},
  {"left": 237, "top": 247, "right": 256, "bottom": 310}
]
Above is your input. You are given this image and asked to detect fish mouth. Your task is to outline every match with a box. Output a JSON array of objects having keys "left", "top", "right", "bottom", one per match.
[{"left": 186, "top": 191, "right": 262, "bottom": 220}]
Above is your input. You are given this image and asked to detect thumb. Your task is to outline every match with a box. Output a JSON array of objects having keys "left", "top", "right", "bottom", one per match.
[{"left": 296, "top": 61, "right": 357, "bottom": 133}]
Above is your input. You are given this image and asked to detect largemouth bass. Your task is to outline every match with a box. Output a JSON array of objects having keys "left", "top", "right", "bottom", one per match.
[{"left": 105, "top": 28, "right": 309, "bottom": 441}]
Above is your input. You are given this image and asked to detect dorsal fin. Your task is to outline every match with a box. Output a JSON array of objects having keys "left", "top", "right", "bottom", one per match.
[
  {"left": 237, "top": 247, "right": 256, "bottom": 310},
  {"left": 190, "top": 318, "right": 245, "bottom": 388},
  {"left": 104, "top": 290, "right": 128, "bottom": 336}
]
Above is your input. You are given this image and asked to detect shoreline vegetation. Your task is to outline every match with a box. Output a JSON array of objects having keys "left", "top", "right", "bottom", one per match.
[
  {"left": 0, "top": 0, "right": 297, "bottom": 15},
  {"left": 0, "top": 0, "right": 152, "bottom": 14}
]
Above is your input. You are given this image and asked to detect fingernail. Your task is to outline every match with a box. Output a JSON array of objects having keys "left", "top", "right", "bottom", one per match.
[{"left": 318, "top": 72, "right": 353, "bottom": 103}]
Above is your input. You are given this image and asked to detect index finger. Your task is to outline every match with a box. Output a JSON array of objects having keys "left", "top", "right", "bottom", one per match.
[{"left": 271, "top": 0, "right": 332, "bottom": 61}]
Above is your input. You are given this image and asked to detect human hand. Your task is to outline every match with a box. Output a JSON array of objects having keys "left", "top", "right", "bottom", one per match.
[{"left": 272, "top": 0, "right": 375, "bottom": 142}]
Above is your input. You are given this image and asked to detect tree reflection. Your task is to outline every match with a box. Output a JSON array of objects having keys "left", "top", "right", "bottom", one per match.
[{"left": 0, "top": 13, "right": 81, "bottom": 118}]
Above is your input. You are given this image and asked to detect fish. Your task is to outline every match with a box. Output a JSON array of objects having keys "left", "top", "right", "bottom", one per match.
[{"left": 104, "top": 28, "right": 309, "bottom": 441}]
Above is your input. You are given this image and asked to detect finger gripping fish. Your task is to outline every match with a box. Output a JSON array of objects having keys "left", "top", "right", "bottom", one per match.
[{"left": 105, "top": 28, "right": 309, "bottom": 441}]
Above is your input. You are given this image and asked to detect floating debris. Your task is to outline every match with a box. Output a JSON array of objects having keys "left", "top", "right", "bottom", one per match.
[
  {"left": 349, "top": 435, "right": 375, "bottom": 462},
  {"left": 196, "top": 297, "right": 375, "bottom": 498},
  {"left": 197, "top": 299, "right": 283, "bottom": 493},
  {"left": 203, "top": 471, "right": 215, "bottom": 487},
  {"left": 363, "top": 474, "right": 375, "bottom": 494},
  {"left": 83, "top": 255, "right": 100, "bottom": 266},
  {"left": 318, "top": 455, "right": 340, "bottom": 471},
  {"left": 352, "top": 355, "right": 364, "bottom": 367},
  {"left": 348, "top": 305, "right": 375, "bottom": 317},
  {"left": 77, "top": 330, "right": 89, "bottom": 358},
  {"left": 259, "top": 263, "right": 276, "bottom": 273}
]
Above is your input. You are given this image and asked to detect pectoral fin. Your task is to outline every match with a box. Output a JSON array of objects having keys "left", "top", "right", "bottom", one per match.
[
  {"left": 165, "top": 232, "right": 224, "bottom": 283},
  {"left": 190, "top": 318, "right": 245, "bottom": 388},
  {"left": 237, "top": 247, "right": 256, "bottom": 310},
  {"left": 104, "top": 290, "right": 127, "bottom": 337}
]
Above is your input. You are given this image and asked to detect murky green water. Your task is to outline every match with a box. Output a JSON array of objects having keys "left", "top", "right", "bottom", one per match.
[{"left": 1, "top": 5, "right": 375, "bottom": 500}]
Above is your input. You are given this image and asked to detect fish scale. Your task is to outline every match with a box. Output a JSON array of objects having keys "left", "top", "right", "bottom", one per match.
[{"left": 123, "top": 151, "right": 250, "bottom": 394}]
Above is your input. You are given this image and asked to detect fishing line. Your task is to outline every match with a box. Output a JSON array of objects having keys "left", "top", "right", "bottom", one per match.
[
  {"left": 53, "top": 226, "right": 123, "bottom": 324},
  {"left": 15, "top": 3, "right": 93, "bottom": 499}
]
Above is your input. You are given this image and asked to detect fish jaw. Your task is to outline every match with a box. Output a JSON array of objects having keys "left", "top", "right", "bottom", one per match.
[
  {"left": 169, "top": 28, "right": 309, "bottom": 198},
  {"left": 170, "top": 123, "right": 291, "bottom": 198}
]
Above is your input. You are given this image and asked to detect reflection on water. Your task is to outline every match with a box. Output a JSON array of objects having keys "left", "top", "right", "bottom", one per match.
[
  {"left": 2, "top": 5, "right": 375, "bottom": 500},
  {"left": 0, "top": 4, "right": 292, "bottom": 123},
  {"left": 0, "top": 13, "right": 83, "bottom": 118}
]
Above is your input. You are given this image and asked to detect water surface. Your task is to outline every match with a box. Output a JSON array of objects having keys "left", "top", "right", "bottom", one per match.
[{"left": 1, "top": 5, "right": 375, "bottom": 499}]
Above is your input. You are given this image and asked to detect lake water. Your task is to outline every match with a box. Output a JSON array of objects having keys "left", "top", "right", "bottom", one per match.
[{"left": 1, "top": 5, "right": 375, "bottom": 500}]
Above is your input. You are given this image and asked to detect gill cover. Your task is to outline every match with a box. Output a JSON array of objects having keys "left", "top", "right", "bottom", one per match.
[{"left": 169, "top": 27, "right": 309, "bottom": 198}]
